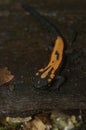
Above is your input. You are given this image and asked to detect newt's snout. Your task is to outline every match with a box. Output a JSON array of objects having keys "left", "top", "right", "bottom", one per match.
[{"left": 33, "top": 71, "right": 52, "bottom": 89}]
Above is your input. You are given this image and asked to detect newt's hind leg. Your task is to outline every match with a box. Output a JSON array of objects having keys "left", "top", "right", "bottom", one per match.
[
  {"left": 65, "top": 48, "right": 82, "bottom": 64},
  {"left": 65, "top": 30, "right": 81, "bottom": 63}
]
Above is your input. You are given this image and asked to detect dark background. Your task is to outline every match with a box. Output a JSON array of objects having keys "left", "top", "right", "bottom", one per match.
[{"left": 0, "top": 0, "right": 86, "bottom": 116}]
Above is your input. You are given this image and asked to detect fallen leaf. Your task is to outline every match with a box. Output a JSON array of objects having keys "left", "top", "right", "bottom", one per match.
[
  {"left": 0, "top": 67, "right": 14, "bottom": 86},
  {"left": 6, "top": 116, "right": 32, "bottom": 124},
  {"left": 30, "top": 117, "right": 46, "bottom": 130}
]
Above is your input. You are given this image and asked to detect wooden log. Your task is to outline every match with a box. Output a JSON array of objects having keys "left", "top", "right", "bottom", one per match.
[{"left": 0, "top": 1, "right": 86, "bottom": 116}]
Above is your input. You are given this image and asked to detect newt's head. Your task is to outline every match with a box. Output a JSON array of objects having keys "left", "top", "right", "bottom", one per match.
[{"left": 32, "top": 69, "right": 54, "bottom": 89}]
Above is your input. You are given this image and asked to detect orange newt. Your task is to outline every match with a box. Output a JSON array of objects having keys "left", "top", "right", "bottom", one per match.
[{"left": 22, "top": 3, "right": 77, "bottom": 89}]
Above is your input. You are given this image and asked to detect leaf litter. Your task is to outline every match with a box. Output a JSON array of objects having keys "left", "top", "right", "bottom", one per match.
[
  {"left": 0, "top": 67, "right": 14, "bottom": 86},
  {"left": 0, "top": 110, "right": 85, "bottom": 130}
]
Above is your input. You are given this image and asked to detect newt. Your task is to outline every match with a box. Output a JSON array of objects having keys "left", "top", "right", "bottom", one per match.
[
  {"left": 35, "top": 36, "right": 65, "bottom": 89},
  {"left": 22, "top": 4, "right": 77, "bottom": 89}
]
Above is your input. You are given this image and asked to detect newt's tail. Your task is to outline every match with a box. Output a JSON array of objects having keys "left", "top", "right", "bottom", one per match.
[{"left": 22, "top": 3, "right": 62, "bottom": 37}]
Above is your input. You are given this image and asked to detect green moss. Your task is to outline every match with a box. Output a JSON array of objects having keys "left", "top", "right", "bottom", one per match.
[{"left": 0, "top": 123, "right": 20, "bottom": 130}]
